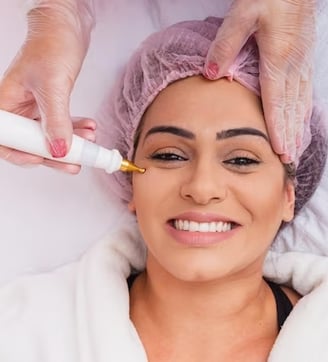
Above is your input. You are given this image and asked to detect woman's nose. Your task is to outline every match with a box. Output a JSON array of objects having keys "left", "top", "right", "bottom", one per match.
[{"left": 180, "top": 159, "right": 227, "bottom": 205}]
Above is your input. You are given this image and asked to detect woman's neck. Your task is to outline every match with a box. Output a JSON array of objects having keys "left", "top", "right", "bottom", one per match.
[
  {"left": 132, "top": 260, "right": 268, "bottom": 321},
  {"left": 129, "top": 257, "right": 277, "bottom": 361}
]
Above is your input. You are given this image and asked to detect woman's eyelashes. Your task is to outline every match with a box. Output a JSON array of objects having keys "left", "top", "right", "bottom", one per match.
[
  {"left": 223, "top": 156, "right": 260, "bottom": 167},
  {"left": 149, "top": 150, "right": 188, "bottom": 162},
  {"left": 146, "top": 147, "right": 262, "bottom": 171}
]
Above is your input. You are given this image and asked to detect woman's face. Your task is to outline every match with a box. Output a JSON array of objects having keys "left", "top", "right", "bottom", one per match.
[{"left": 130, "top": 76, "right": 295, "bottom": 282}]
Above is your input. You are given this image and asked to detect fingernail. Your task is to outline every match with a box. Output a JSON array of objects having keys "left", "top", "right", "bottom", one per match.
[
  {"left": 280, "top": 153, "right": 292, "bottom": 164},
  {"left": 204, "top": 62, "right": 219, "bottom": 80},
  {"left": 49, "top": 139, "right": 67, "bottom": 158}
]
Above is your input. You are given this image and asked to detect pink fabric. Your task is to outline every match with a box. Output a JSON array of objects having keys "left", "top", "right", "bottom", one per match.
[{"left": 99, "top": 17, "right": 327, "bottom": 214}]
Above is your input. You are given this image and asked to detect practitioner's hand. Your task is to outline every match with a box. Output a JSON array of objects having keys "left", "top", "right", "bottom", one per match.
[
  {"left": 0, "top": 117, "right": 97, "bottom": 174},
  {"left": 0, "top": 0, "right": 95, "bottom": 170},
  {"left": 204, "top": 0, "right": 315, "bottom": 163}
]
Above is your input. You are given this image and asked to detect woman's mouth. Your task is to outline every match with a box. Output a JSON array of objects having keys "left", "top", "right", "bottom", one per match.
[
  {"left": 172, "top": 219, "right": 233, "bottom": 233},
  {"left": 166, "top": 217, "right": 239, "bottom": 246}
]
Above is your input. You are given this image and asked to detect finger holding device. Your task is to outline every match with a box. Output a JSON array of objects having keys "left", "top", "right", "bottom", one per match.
[{"left": 0, "top": 110, "right": 145, "bottom": 174}]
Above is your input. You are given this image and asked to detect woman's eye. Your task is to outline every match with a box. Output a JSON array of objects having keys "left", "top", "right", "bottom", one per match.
[
  {"left": 150, "top": 152, "right": 188, "bottom": 162},
  {"left": 223, "top": 157, "right": 260, "bottom": 167}
]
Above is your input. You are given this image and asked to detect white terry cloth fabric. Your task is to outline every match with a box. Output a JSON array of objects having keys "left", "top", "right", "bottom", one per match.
[{"left": 0, "top": 227, "right": 328, "bottom": 362}]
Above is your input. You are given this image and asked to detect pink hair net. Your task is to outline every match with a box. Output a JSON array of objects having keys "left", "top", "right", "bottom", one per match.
[{"left": 100, "top": 17, "right": 327, "bottom": 215}]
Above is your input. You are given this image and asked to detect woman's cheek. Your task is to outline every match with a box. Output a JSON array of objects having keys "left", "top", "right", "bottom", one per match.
[{"left": 132, "top": 166, "right": 181, "bottom": 204}]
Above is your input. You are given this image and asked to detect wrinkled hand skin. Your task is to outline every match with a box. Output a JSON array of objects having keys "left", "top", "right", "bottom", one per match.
[
  {"left": 0, "top": 0, "right": 95, "bottom": 171},
  {"left": 204, "top": 0, "right": 315, "bottom": 163}
]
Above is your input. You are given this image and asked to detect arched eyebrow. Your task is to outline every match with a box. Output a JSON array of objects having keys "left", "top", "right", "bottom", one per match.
[
  {"left": 216, "top": 127, "right": 269, "bottom": 142},
  {"left": 143, "top": 125, "right": 269, "bottom": 142},
  {"left": 144, "top": 126, "right": 195, "bottom": 142}
]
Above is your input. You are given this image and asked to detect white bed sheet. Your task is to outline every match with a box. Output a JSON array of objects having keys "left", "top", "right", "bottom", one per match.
[{"left": 0, "top": 0, "right": 327, "bottom": 284}]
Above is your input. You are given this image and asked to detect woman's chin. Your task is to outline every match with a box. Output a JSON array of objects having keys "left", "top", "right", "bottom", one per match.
[{"left": 164, "top": 259, "right": 234, "bottom": 284}]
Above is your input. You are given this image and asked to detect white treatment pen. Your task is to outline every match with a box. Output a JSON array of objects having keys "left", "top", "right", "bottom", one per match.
[{"left": 0, "top": 110, "right": 145, "bottom": 174}]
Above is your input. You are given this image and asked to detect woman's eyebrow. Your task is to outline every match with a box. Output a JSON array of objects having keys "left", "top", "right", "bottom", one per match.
[
  {"left": 216, "top": 127, "right": 269, "bottom": 142},
  {"left": 143, "top": 125, "right": 269, "bottom": 142},
  {"left": 144, "top": 126, "right": 195, "bottom": 141}
]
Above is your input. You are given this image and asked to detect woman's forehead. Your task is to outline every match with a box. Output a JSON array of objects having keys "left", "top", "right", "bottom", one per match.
[{"left": 141, "top": 76, "right": 267, "bottom": 137}]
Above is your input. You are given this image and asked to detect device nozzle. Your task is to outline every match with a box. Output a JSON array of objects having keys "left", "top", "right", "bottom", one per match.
[{"left": 120, "top": 159, "right": 146, "bottom": 173}]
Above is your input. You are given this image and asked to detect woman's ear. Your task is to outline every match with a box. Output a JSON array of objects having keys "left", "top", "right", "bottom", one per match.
[
  {"left": 282, "top": 181, "right": 295, "bottom": 222},
  {"left": 128, "top": 198, "right": 136, "bottom": 213}
]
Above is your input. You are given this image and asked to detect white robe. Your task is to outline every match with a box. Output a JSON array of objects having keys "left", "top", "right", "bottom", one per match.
[{"left": 0, "top": 227, "right": 328, "bottom": 362}]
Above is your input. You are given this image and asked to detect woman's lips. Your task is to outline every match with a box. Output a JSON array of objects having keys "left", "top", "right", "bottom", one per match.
[
  {"left": 170, "top": 211, "right": 236, "bottom": 224},
  {"left": 166, "top": 216, "right": 240, "bottom": 246}
]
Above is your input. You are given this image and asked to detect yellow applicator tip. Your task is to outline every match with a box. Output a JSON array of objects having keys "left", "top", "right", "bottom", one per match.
[{"left": 120, "top": 159, "right": 146, "bottom": 173}]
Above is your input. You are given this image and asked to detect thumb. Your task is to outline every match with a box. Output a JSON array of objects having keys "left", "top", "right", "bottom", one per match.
[
  {"left": 204, "top": 1, "right": 260, "bottom": 79},
  {"left": 34, "top": 85, "right": 73, "bottom": 158}
]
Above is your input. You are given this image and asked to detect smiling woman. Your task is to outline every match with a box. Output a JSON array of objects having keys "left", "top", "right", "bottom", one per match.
[
  {"left": 102, "top": 16, "right": 327, "bottom": 361},
  {"left": 128, "top": 77, "right": 297, "bottom": 361},
  {"left": 130, "top": 77, "right": 294, "bottom": 284},
  {"left": 0, "top": 16, "right": 327, "bottom": 362}
]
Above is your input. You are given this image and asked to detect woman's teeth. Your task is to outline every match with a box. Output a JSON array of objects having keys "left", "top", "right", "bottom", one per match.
[{"left": 173, "top": 220, "right": 232, "bottom": 233}]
